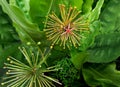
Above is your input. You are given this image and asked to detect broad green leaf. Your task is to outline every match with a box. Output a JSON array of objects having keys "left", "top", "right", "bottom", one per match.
[
  {"left": 9, "top": 0, "right": 30, "bottom": 19},
  {"left": 87, "top": 32, "right": 120, "bottom": 63},
  {"left": 82, "top": 63, "right": 120, "bottom": 87},
  {"left": 70, "top": 0, "right": 83, "bottom": 10},
  {"left": 79, "top": 21, "right": 100, "bottom": 51},
  {"left": 70, "top": 51, "right": 88, "bottom": 69},
  {"left": 0, "top": 0, "right": 46, "bottom": 45},
  {"left": 115, "top": 16, "right": 120, "bottom": 32},
  {"left": 14, "top": 0, "right": 30, "bottom": 19},
  {"left": 0, "top": 43, "right": 22, "bottom": 68},
  {"left": 87, "top": 0, "right": 120, "bottom": 63},
  {"left": 100, "top": 0, "right": 120, "bottom": 33},
  {"left": 82, "top": 0, "right": 93, "bottom": 14},
  {"left": 0, "top": 7, "right": 18, "bottom": 43},
  {"left": 9, "top": 0, "right": 16, "bottom": 5},
  {"left": 58, "top": 0, "right": 83, "bottom": 10},
  {"left": 13, "top": 23, "right": 35, "bottom": 43},
  {"left": 0, "top": 5, "right": 21, "bottom": 68},
  {"left": 29, "top": 0, "right": 53, "bottom": 29},
  {"left": 0, "top": 24, "right": 17, "bottom": 43},
  {"left": 89, "top": 0, "right": 104, "bottom": 22},
  {"left": 0, "top": 16, "right": 8, "bottom": 24},
  {"left": 16, "top": 0, "right": 30, "bottom": 13}
]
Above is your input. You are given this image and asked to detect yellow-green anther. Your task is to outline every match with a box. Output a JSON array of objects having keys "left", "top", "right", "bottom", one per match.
[{"left": 27, "top": 42, "right": 31, "bottom": 45}]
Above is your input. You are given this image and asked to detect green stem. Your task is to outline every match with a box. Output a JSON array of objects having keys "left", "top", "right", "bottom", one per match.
[{"left": 44, "top": 0, "right": 54, "bottom": 28}]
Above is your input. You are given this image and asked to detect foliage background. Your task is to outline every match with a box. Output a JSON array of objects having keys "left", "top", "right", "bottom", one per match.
[{"left": 0, "top": 0, "right": 120, "bottom": 87}]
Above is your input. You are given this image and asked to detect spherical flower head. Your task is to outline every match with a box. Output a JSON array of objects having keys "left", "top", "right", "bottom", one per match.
[
  {"left": 2, "top": 47, "right": 61, "bottom": 87},
  {"left": 44, "top": 4, "right": 89, "bottom": 49}
]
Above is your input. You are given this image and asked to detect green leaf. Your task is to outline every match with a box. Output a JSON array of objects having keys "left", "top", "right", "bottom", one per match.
[
  {"left": 29, "top": 0, "right": 53, "bottom": 29},
  {"left": 0, "top": 0, "right": 46, "bottom": 44},
  {"left": 0, "top": 43, "right": 22, "bottom": 68},
  {"left": 0, "top": 24, "right": 16, "bottom": 43},
  {"left": 70, "top": 50, "right": 88, "bottom": 69},
  {"left": 0, "top": 16, "right": 8, "bottom": 24},
  {"left": 87, "top": 32, "right": 120, "bottom": 63},
  {"left": 89, "top": 0, "right": 104, "bottom": 22},
  {"left": 100, "top": 0, "right": 120, "bottom": 33},
  {"left": 70, "top": 0, "right": 83, "bottom": 10},
  {"left": 82, "top": 0, "right": 93, "bottom": 14},
  {"left": 79, "top": 21, "right": 100, "bottom": 51},
  {"left": 0, "top": 5, "right": 21, "bottom": 68},
  {"left": 58, "top": 0, "right": 83, "bottom": 10},
  {"left": 13, "top": 0, "right": 30, "bottom": 19},
  {"left": 82, "top": 63, "right": 120, "bottom": 87},
  {"left": 0, "top": 6, "right": 19, "bottom": 43},
  {"left": 87, "top": 0, "right": 120, "bottom": 63}
]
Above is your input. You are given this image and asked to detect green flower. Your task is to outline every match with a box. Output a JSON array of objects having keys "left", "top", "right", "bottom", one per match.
[
  {"left": 2, "top": 47, "right": 61, "bottom": 87},
  {"left": 44, "top": 4, "right": 89, "bottom": 49}
]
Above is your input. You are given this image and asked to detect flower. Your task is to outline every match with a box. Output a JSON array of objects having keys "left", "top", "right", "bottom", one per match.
[
  {"left": 2, "top": 47, "right": 61, "bottom": 87},
  {"left": 44, "top": 4, "right": 89, "bottom": 49}
]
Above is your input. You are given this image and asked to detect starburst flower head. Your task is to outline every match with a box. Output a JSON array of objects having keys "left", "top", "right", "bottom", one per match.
[
  {"left": 2, "top": 47, "right": 61, "bottom": 87},
  {"left": 44, "top": 4, "right": 89, "bottom": 49}
]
